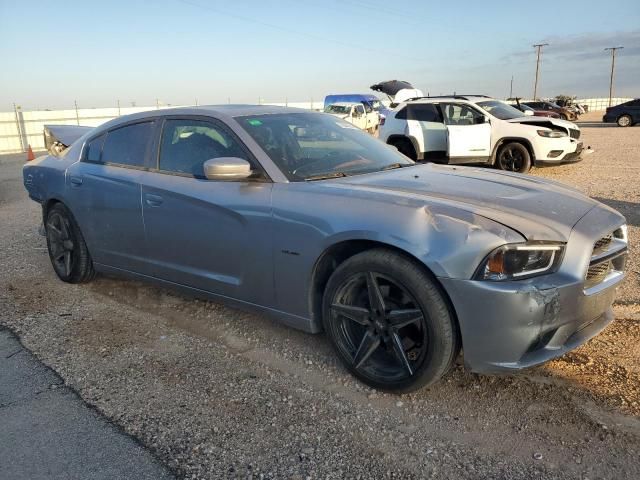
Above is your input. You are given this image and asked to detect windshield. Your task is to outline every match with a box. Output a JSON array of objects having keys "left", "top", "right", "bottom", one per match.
[
  {"left": 477, "top": 100, "right": 526, "bottom": 120},
  {"left": 324, "top": 105, "right": 351, "bottom": 115},
  {"left": 237, "top": 112, "right": 413, "bottom": 181}
]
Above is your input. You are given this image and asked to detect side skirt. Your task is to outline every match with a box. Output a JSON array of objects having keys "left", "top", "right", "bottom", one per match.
[{"left": 93, "top": 263, "right": 321, "bottom": 334}]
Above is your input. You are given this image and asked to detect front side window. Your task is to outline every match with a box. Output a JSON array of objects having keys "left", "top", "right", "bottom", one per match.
[
  {"left": 355, "top": 105, "right": 365, "bottom": 116},
  {"left": 237, "top": 112, "right": 413, "bottom": 181},
  {"left": 441, "top": 104, "right": 485, "bottom": 125},
  {"left": 101, "top": 122, "right": 153, "bottom": 167},
  {"left": 158, "top": 119, "right": 250, "bottom": 177}
]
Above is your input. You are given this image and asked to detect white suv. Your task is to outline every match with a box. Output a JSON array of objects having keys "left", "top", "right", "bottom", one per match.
[{"left": 379, "top": 95, "right": 584, "bottom": 173}]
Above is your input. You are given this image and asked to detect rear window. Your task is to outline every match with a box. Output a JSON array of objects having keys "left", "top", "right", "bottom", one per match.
[
  {"left": 101, "top": 122, "right": 153, "bottom": 167},
  {"left": 85, "top": 134, "right": 105, "bottom": 162}
]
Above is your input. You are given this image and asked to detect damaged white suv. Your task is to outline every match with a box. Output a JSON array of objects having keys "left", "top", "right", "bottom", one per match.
[{"left": 379, "top": 95, "right": 585, "bottom": 173}]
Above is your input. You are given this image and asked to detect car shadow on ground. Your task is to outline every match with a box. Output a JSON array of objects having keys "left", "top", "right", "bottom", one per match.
[{"left": 592, "top": 197, "right": 640, "bottom": 227}]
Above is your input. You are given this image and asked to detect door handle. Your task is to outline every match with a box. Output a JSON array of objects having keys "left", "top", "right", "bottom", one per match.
[
  {"left": 145, "top": 193, "right": 163, "bottom": 207},
  {"left": 70, "top": 176, "right": 83, "bottom": 186}
]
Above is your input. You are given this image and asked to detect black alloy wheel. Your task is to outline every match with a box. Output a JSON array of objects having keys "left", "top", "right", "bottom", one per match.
[
  {"left": 45, "top": 203, "right": 95, "bottom": 283},
  {"left": 497, "top": 142, "right": 531, "bottom": 173},
  {"left": 323, "top": 249, "right": 458, "bottom": 392}
]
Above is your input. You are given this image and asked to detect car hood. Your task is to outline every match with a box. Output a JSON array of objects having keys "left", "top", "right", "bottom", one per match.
[
  {"left": 330, "top": 164, "right": 599, "bottom": 241},
  {"left": 506, "top": 116, "right": 578, "bottom": 130}
]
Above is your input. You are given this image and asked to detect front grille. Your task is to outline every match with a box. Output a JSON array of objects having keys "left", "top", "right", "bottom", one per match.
[
  {"left": 569, "top": 128, "right": 580, "bottom": 139},
  {"left": 584, "top": 230, "right": 627, "bottom": 290},
  {"left": 593, "top": 234, "right": 612, "bottom": 254},
  {"left": 585, "top": 261, "right": 611, "bottom": 289}
]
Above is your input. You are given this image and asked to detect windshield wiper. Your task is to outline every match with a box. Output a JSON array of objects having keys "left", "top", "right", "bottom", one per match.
[
  {"left": 382, "top": 162, "right": 416, "bottom": 170},
  {"left": 304, "top": 172, "right": 349, "bottom": 181}
]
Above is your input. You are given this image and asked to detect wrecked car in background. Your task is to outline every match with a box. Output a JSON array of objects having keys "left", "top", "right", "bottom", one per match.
[
  {"left": 324, "top": 102, "right": 380, "bottom": 133},
  {"left": 24, "top": 105, "right": 627, "bottom": 392},
  {"left": 379, "top": 95, "right": 587, "bottom": 173}
]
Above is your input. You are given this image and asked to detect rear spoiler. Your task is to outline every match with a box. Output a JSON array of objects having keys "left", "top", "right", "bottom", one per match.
[{"left": 44, "top": 124, "right": 93, "bottom": 156}]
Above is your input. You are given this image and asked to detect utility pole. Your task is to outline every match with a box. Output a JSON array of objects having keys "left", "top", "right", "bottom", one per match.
[
  {"left": 605, "top": 46, "right": 623, "bottom": 107},
  {"left": 532, "top": 43, "right": 549, "bottom": 100},
  {"left": 509, "top": 75, "right": 514, "bottom": 99}
]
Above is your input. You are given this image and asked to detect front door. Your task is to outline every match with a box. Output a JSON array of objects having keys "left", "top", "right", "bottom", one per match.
[
  {"left": 139, "top": 116, "right": 274, "bottom": 305},
  {"left": 441, "top": 103, "right": 492, "bottom": 163},
  {"left": 66, "top": 120, "right": 155, "bottom": 273}
]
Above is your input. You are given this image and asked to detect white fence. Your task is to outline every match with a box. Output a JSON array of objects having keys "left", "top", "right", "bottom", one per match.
[
  {"left": 0, "top": 97, "right": 633, "bottom": 154},
  {"left": 0, "top": 101, "right": 325, "bottom": 154},
  {"left": 575, "top": 97, "right": 633, "bottom": 112}
]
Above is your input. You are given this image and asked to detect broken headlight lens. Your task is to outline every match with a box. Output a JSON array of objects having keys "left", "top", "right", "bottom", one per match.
[{"left": 475, "top": 243, "right": 565, "bottom": 281}]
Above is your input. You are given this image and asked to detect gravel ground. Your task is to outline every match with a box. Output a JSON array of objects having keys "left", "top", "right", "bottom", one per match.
[{"left": 1, "top": 120, "right": 639, "bottom": 479}]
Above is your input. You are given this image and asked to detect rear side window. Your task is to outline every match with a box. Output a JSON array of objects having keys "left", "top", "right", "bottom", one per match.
[
  {"left": 85, "top": 134, "right": 105, "bottom": 162},
  {"left": 101, "top": 122, "right": 153, "bottom": 167},
  {"left": 395, "top": 104, "right": 442, "bottom": 122}
]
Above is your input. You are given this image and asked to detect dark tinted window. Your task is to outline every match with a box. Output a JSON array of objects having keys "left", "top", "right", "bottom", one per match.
[
  {"left": 159, "top": 119, "right": 251, "bottom": 177},
  {"left": 101, "top": 122, "right": 153, "bottom": 167},
  {"left": 408, "top": 104, "right": 442, "bottom": 122},
  {"left": 85, "top": 134, "right": 105, "bottom": 162},
  {"left": 395, "top": 104, "right": 442, "bottom": 122}
]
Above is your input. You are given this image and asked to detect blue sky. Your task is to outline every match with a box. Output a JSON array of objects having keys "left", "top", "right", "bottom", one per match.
[{"left": 1, "top": 0, "right": 638, "bottom": 110}]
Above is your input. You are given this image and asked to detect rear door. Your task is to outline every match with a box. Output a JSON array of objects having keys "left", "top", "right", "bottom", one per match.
[
  {"left": 66, "top": 120, "right": 155, "bottom": 273},
  {"left": 138, "top": 116, "right": 274, "bottom": 304},
  {"left": 441, "top": 103, "right": 491, "bottom": 163},
  {"left": 401, "top": 104, "right": 447, "bottom": 160}
]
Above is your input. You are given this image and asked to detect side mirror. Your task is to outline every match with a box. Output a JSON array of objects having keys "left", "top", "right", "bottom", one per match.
[
  {"left": 523, "top": 109, "right": 534, "bottom": 116},
  {"left": 203, "top": 157, "right": 252, "bottom": 181},
  {"left": 475, "top": 115, "right": 489, "bottom": 124}
]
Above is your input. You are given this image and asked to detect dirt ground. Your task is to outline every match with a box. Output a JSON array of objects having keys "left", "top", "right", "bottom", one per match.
[{"left": 1, "top": 119, "right": 639, "bottom": 479}]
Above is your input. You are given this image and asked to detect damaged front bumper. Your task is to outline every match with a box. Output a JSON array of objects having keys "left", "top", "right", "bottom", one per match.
[{"left": 439, "top": 205, "right": 626, "bottom": 374}]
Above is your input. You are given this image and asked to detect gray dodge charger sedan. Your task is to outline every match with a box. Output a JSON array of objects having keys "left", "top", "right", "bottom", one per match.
[{"left": 23, "top": 105, "right": 628, "bottom": 392}]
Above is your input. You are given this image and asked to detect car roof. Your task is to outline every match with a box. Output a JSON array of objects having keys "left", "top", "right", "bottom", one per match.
[
  {"left": 92, "top": 104, "right": 311, "bottom": 132},
  {"left": 326, "top": 102, "right": 360, "bottom": 107},
  {"left": 406, "top": 95, "right": 494, "bottom": 104}
]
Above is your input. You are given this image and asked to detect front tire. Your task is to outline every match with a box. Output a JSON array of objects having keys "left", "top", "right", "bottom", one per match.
[
  {"left": 496, "top": 142, "right": 531, "bottom": 173},
  {"left": 322, "top": 249, "right": 459, "bottom": 392},
  {"left": 45, "top": 203, "right": 95, "bottom": 283},
  {"left": 617, "top": 114, "right": 632, "bottom": 127}
]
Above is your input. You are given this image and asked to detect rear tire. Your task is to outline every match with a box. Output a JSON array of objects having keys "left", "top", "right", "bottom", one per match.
[
  {"left": 617, "top": 115, "right": 632, "bottom": 127},
  {"left": 322, "top": 249, "right": 459, "bottom": 392},
  {"left": 496, "top": 142, "right": 531, "bottom": 173},
  {"left": 389, "top": 138, "right": 417, "bottom": 161},
  {"left": 45, "top": 203, "right": 95, "bottom": 283}
]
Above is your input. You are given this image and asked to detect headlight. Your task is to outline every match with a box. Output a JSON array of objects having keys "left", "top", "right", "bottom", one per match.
[
  {"left": 475, "top": 243, "right": 565, "bottom": 281},
  {"left": 537, "top": 129, "right": 567, "bottom": 138}
]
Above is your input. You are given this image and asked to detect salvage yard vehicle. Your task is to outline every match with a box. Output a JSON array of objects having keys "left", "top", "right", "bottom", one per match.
[
  {"left": 380, "top": 95, "right": 585, "bottom": 173},
  {"left": 602, "top": 98, "right": 640, "bottom": 127},
  {"left": 324, "top": 102, "right": 379, "bottom": 133},
  {"left": 508, "top": 100, "right": 561, "bottom": 119},
  {"left": 24, "top": 105, "right": 628, "bottom": 392},
  {"left": 521, "top": 100, "right": 578, "bottom": 121}
]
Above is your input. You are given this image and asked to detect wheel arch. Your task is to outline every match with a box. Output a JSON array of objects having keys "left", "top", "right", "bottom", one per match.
[
  {"left": 307, "top": 239, "right": 461, "bottom": 345},
  {"left": 490, "top": 137, "right": 535, "bottom": 165},
  {"left": 386, "top": 134, "right": 421, "bottom": 160}
]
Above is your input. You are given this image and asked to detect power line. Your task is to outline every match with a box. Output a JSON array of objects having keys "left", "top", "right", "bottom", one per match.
[
  {"left": 532, "top": 43, "right": 548, "bottom": 99},
  {"left": 176, "top": 0, "right": 415, "bottom": 60},
  {"left": 604, "top": 46, "right": 624, "bottom": 108}
]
